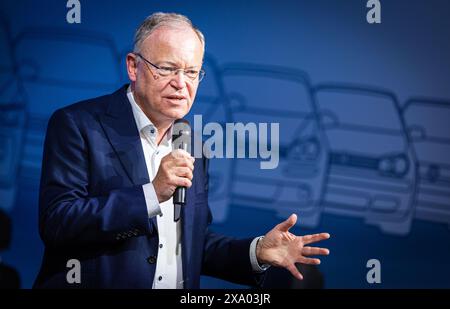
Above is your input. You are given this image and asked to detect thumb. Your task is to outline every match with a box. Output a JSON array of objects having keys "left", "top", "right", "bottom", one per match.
[{"left": 277, "top": 214, "right": 297, "bottom": 232}]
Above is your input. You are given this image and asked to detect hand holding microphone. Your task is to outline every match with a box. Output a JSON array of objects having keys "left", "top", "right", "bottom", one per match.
[
  {"left": 152, "top": 149, "right": 194, "bottom": 202},
  {"left": 152, "top": 119, "right": 193, "bottom": 221}
]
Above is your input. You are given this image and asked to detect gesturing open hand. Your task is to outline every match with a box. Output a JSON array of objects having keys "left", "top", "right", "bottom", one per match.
[{"left": 256, "top": 214, "right": 331, "bottom": 280}]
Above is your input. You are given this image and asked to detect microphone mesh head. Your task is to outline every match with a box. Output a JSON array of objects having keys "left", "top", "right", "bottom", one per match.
[{"left": 173, "top": 119, "right": 191, "bottom": 152}]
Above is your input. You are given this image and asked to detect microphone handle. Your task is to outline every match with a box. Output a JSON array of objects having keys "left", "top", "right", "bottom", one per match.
[
  {"left": 174, "top": 187, "right": 186, "bottom": 205},
  {"left": 174, "top": 187, "right": 186, "bottom": 222},
  {"left": 174, "top": 142, "right": 187, "bottom": 222}
]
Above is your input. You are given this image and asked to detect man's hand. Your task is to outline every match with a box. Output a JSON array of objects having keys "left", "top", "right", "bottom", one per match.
[
  {"left": 256, "top": 214, "right": 330, "bottom": 280},
  {"left": 153, "top": 149, "right": 195, "bottom": 203}
]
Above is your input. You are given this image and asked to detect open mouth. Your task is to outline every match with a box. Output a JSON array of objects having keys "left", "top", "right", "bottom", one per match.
[
  {"left": 164, "top": 95, "right": 188, "bottom": 106},
  {"left": 165, "top": 95, "right": 187, "bottom": 100}
]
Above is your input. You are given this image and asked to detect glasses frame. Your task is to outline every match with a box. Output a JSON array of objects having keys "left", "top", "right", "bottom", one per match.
[{"left": 134, "top": 52, "right": 205, "bottom": 82}]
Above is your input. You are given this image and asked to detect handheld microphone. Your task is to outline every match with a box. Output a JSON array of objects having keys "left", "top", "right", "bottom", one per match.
[{"left": 172, "top": 119, "right": 191, "bottom": 222}]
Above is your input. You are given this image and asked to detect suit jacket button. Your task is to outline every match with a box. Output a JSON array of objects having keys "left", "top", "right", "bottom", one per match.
[{"left": 147, "top": 256, "right": 156, "bottom": 264}]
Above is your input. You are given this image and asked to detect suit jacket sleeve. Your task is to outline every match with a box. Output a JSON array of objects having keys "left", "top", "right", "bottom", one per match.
[{"left": 39, "top": 109, "right": 151, "bottom": 248}]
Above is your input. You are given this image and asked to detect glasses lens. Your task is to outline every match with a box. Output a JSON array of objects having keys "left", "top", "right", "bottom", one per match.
[
  {"left": 184, "top": 70, "right": 199, "bottom": 80},
  {"left": 157, "top": 67, "right": 176, "bottom": 76}
]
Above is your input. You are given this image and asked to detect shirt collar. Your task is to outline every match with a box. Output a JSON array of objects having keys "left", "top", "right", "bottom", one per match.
[{"left": 127, "top": 86, "right": 172, "bottom": 146}]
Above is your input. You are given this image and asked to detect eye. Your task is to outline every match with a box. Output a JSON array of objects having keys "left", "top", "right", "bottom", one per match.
[
  {"left": 158, "top": 66, "right": 177, "bottom": 75},
  {"left": 185, "top": 70, "right": 199, "bottom": 78}
]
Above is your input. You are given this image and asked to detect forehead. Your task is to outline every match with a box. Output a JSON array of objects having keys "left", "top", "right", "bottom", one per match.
[{"left": 141, "top": 25, "right": 204, "bottom": 66}]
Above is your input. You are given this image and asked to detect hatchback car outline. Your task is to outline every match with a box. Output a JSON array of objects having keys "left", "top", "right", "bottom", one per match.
[
  {"left": 14, "top": 27, "right": 123, "bottom": 178},
  {"left": 220, "top": 63, "right": 327, "bottom": 228},
  {"left": 402, "top": 98, "right": 450, "bottom": 229},
  {"left": 313, "top": 84, "right": 417, "bottom": 235},
  {"left": 0, "top": 16, "right": 26, "bottom": 103},
  {"left": 186, "top": 55, "right": 234, "bottom": 223},
  {"left": 0, "top": 103, "right": 27, "bottom": 212},
  {"left": 0, "top": 17, "right": 27, "bottom": 212}
]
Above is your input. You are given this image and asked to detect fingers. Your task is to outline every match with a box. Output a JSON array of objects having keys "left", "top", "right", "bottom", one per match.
[
  {"left": 173, "top": 175, "right": 192, "bottom": 188},
  {"left": 154, "top": 150, "right": 195, "bottom": 202},
  {"left": 174, "top": 166, "right": 193, "bottom": 179},
  {"left": 298, "top": 257, "right": 321, "bottom": 265},
  {"left": 170, "top": 149, "right": 194, "bottom": 171},
  {"left": 175, "top": 157, "right": 194, "bottom": 171},
  {"left": 302, "top": 246, "right": 330, "bottom": 256},
  {"left": 302, "top": 233, "right": 330, "bottom": 245},
  {"left": 276, "top": 213, "right": 297, "bottom": 232},
  {"left": 286, "top": 264, "right": 303, "bottom": 281},
  {"left": 172, "top": 149, "right": 195, "bottom": 163},
  {"left": 162, "top": 150, "right": 194, "bottom": 171}
]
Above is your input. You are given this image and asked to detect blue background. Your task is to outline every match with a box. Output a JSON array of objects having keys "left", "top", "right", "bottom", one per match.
[{"left": 1, "top": 0, "right": 450, "bottom": 288}]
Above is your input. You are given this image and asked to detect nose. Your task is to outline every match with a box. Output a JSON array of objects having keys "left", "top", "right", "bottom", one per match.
[{"left": 170, "top": 70, "right": 187, "bottom": 90}]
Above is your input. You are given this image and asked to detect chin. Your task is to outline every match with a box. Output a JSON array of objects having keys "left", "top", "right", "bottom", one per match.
[{"left": 163, "top": 108, "right": 189, "bottom": 121}]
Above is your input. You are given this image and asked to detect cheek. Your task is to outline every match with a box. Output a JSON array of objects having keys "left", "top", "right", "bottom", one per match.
[
  {"left": 142, "top": 81, "right": 164, "bottom": 102},
  {"left": 188, "top": 84, "right": 199, "bottom": 104}
]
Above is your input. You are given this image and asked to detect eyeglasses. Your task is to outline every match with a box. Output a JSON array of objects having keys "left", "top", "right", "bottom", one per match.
[{"left": 135, "top": 53, "right": 205, "bottom": 82}]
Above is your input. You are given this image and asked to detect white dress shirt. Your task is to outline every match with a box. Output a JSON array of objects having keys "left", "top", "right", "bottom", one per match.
[
  {"left": 127, "top": 88, "right": 268, "bottom": 289},
  {"left": 128, "top": 88, "right": 183, "bottom": 289}
]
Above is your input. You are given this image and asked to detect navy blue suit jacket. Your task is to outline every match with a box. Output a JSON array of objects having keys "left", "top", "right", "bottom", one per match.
[{"left": 34, "top": 85, "right": 259, "bottom": 288}]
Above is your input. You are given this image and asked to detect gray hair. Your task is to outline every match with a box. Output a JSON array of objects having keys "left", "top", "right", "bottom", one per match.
[{"left": 133, "top": 12, "right": 205, "bottom": 53}]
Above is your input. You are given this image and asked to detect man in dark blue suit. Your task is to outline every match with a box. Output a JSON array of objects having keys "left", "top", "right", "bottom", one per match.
[{"left": 34, "top": 12, "right": 331, "bottom": 289}]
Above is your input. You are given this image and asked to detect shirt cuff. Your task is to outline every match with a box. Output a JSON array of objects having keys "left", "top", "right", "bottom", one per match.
[
  {"left": 249, "top": 236, "right": 271, "bottom": 273},
  {"left": 142, "top": 183, "right": 162, "bottom": 218}
]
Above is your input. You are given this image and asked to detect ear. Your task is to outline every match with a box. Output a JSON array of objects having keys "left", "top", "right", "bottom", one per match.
[{"left": 126, "top": 53, "right": 138, "bottom": 82}]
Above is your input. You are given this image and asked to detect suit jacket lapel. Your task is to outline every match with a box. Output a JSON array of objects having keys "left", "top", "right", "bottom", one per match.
[{"left": 99, "top": 85, "right": 149, "bottom": 186}]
